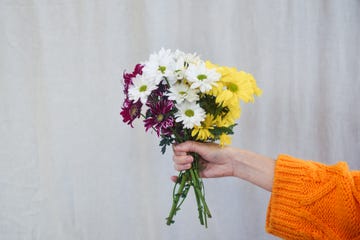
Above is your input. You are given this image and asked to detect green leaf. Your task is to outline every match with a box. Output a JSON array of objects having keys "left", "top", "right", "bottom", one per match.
[
  {"left": 159, "top": 135, "right": 175, "bottom": 154},
  {"left": 209, "top": 124, "right": 237, "bottom": 138}
]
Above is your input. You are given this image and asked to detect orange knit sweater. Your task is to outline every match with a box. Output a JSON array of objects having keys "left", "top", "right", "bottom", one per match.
[{"left": 266, "top": 154, "right": 360, "bottom": 239}]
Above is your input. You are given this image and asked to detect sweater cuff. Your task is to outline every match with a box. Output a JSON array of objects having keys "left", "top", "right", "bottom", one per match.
[
  {"left": 266, "top": 154, "right": 305, "bottom": 238},
  {"left": 265, "top": 154, "right": 335, "bottom": 239}
]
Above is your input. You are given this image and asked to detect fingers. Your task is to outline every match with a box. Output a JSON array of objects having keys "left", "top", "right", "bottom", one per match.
[
  {"left": 172, "top": 141, "right": 206, "bottom": 172},
  {"left": 172, "top": 144, "right": 187, "bottom": 156},
  {"left": 173, "top": 155, "right": 193, "bottom": 171},
  {"left": 172, "top": 142, "right": 194, "bottom": 171},
  {"left": 173, "top": 141, "right": 200, "bottom": 154},
  {"left": 170, "top": 176, "right": 178, "bottom": 183}
]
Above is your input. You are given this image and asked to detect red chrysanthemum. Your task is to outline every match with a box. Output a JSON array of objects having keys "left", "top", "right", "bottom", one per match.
[
  {"left": 144, "top": 100, "right": 174, "bottom": 136},
  {"left": 120, "top": 98, "right": 143, "bottom": 127},
  {"left": 123, "top": 64, "right": 144, "bottom": 95}
]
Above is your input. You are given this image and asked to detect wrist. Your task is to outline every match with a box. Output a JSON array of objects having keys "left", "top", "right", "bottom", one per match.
[{"left": 230, "top": 148, "right": 275, "bottom": 192}]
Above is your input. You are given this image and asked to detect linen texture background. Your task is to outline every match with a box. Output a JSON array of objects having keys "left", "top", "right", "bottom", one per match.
[{"left": 1, "top": 1, "right": 359, "bottom": 239}]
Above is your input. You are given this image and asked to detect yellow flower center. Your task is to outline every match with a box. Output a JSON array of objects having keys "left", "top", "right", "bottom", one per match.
[
  {"left": 185, "top": 109, "right": 194, "bottom": 117},
  {"left": 228, "top": 83, "right": 238, "bottom": 92},
  {"left": 157, "top": 114, "right": 164, "bottom": 122},
  {"left": 139, "top": 85, "right": 147, "bottom": 92},
  {"left": 197, "top": 74, "right": 207, "bottom": 81},
  {"left": 158, "top": 66, "right": 166, "bottom": 74},
  {"left": 130, "top": 105, "right": 138, "bottom": 117}
]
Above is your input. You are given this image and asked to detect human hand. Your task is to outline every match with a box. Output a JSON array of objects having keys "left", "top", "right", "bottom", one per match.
[
  {"left": 171, "top": 141, "right": 236, "bottom": 182},
  {"left": 171, "top": 141, "right": 275, "bottom": 192}
]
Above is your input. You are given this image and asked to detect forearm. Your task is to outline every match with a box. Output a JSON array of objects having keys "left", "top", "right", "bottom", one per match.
[{"left": 230, "top": 148, "right": 275, "bottom": 192}]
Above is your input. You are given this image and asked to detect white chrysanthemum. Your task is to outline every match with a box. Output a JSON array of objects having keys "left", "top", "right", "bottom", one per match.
[
  {"left": 166, "top": 83, "right": 199, "bottom": 103},
  {"left": 128, "top": 75, "right": 157, "bottom": 104},
  {"left": 186, "top": 62, "right": 220, "bottom": 92},
  {"left": 175, "top": 101, "right": 205, "bottom": 129},
  {"left": 173, "top": 50, "right": 201, "bottom": 80},
  {"left": 142, "top": 48, "right": 176, "bottom": 85},
  {"left": 171, "top": 50, "right": 201, "bottom": 80},
  {"left": 174, "top": 50, "right": 201, "bottom": 67}
]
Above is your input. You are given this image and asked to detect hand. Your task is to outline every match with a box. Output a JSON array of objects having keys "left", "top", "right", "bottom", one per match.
[
  {"left": 171, "top": 141, "right": 236, "bottom": 181},
  {"left": 171, "top": 141, "right": 275, "bottom": 192}
]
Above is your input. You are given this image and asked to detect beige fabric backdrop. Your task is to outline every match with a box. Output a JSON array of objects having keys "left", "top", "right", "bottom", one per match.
[{"left": 1, "top": 1, "right": 359, "bottom": 239}]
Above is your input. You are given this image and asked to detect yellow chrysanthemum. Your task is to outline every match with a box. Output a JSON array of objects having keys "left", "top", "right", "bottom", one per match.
[
  {"left": 222, "top": 70, "right": 255, "bottom": 103},
  {"left": 204, "top": 60, "right": 261, "bottom": 147},
  {"left": 213, "top": 115, "right": 234, "bottom": 129},
  {"left": 247, "top": 72, "right": 263, "bottom": 97},
  {"left": 205, "top": 60, "right": 262, "bottom": 104},
  {"left": 213, "top": 115, "right": 229, "bottom": 128},
  {"left": 191, "top": 114, "right": 215, "bottom": 141},
  {"left": 219, "top": 133, "right": 232, "bottom": 146},
  {"left": 224, "top": 102, "right": 241, "bottom": 123},
  {"left": 211, "top": 102, "right": 241, "bottom": 128}
]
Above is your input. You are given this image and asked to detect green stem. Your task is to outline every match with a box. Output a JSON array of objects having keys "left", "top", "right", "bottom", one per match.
[
  {"left": 190, "top": 168, "right": 205, "bottom": 226},
  {"left": 166, "top": 171, "right": 187, "bottom": 225},
  {"left": 191, "top": 155, "right": 212, "bottom": 218},
  {"left": 194, "top": 169, "right": 212, "bottom": 218},
  {"left": 166, "top": 132, "right": 212, "bottom": 227}
]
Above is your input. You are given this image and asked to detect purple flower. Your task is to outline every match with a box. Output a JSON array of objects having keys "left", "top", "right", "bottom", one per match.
[
  {"left": 123, "top": 64, "right": 144, "bottom": 95},
  {"left": 144, "top": 100, "right": 174, "bottom": 136},
  {"left": 145, "top": 81, "right": 169, "bottom": 105},
  {"left": 120, "top": 98, "right": 143, "bottom": 127},
  {"left": 153, "top": 80, "right": 170, "bottom": 97}
]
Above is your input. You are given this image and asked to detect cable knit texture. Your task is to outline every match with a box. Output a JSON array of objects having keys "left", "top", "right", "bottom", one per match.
[{"left": 266, "top": 155, "right": 360, "bottom": 239}]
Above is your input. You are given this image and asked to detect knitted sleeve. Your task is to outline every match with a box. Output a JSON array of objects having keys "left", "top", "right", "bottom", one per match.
[{"left": 266, "top": 154, "right": 360, "bottom": 240}]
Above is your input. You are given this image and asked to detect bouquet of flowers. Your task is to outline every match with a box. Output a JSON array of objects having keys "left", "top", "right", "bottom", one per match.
[{"left": 120, "top": 48, "right": 261, "bottom": 227}]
